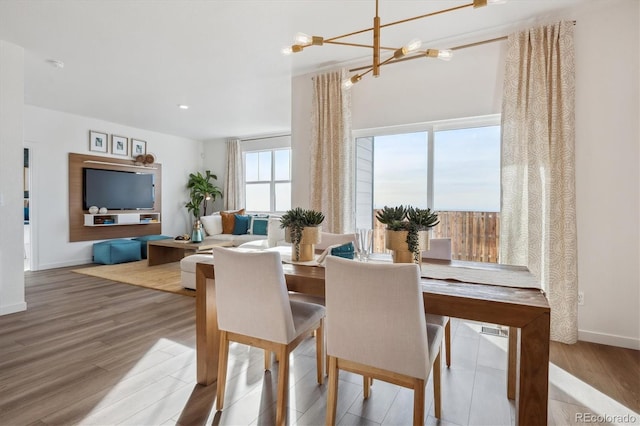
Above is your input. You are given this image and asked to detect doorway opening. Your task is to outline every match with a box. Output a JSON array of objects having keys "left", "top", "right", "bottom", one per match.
[{"left": 24, "top": 148, "right": 30, "bottom": 271}]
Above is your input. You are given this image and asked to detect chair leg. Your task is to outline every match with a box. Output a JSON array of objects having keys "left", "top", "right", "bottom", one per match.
[
  {"left": 275, "top": 345, "right": 289, "bottom": 426},
  {"left": 445, "top": 319, "right": 451, "bottom": 367},
  {"left": 216, "top": 331, "right": 230, "bottom": 411},
  {"left": 433, "top": 351, "right": 442, "bottom": 419},
  {"left": 315, "top": 319, "right": 324, "bottom": 384},
  {"left": 363, "top": 376, "right": 372, "bottom": 399},
  {"left": 326, "top": 356, "right": 339, "bottom": 425},
  {"left": 413, "top": 379, "right": 426, "bottom": 426},
  {"left": 265, "top": 350, "right": 272, "bottom": 371}
]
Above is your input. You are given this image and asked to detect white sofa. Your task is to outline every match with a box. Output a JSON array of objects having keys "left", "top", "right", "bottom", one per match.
[
  {"left": 180, "top": 253, "right": 215, "bottom": 290},
  {"left": 198, "top": 211, "right": 270, "bottom": 247},
  {"left": 181, "top": 215, "right": 286, "bottom": 289},
  {"left": 201, "top": 233, "right": 265, "bottom": 247}
]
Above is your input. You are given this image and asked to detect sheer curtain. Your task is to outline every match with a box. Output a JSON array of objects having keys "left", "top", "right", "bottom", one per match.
[
  {"left": 500, "top": 21, "right": 578, "bottom": 343},
  {"left": 310, "top": 69, "right": 353, "bottom": 233},
  {"left": 224, "top": 138, "right": 244, "bottom": 211}
]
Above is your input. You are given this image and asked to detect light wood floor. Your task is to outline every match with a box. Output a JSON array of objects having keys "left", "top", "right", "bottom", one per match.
[{"left": 0, "top": 267, "right": 637, "bottom": 425}]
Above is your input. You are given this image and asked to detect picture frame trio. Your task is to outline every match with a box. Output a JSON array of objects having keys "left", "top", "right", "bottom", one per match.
[{"left": 89, "top": 130, "right": 146, "bottom": 158}]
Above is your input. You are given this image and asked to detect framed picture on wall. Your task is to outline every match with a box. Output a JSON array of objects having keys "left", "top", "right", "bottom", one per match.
[
  {"left": 111, "top": 135, "right": 129, "bottom": 156},
  {"left": 132, "top": 139, "right": 147, "bottom": 157},
  {"left": 89, "top": 130, "right": 108, "bottom": 153}
]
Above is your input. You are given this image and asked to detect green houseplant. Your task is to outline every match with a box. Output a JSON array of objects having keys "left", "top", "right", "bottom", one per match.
[
  {"left": 280, "top": 207, "right": 325, "bottom": 261},
  {"left": 185, "top": 171, "right": 223, "bottom": 242},
  {"left": 376, "top": 205, "right": 439, "bottom": 264},
  {"left": 185, "top": 171, "right": 223, "bottom": 218}
]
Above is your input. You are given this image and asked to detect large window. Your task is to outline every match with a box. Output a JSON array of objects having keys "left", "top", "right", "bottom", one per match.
[
  {"left": 244, "top": 145, "right": 291, "bottom": 213},
  {"left": 355, "top": 115, "right": 501, "bottom": 262}
]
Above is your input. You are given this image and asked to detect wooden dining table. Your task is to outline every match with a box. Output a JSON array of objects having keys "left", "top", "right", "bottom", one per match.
[{"left": 195, "top": 259, "right": 550, "bottom": 426}]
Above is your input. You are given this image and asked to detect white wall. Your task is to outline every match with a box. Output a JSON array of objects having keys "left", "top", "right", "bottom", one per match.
[
  {"left": 573, "top": 0, "right": 639, "bottom": 349},
  {"left": 0, "top": 41, "right": 26, "bottom": 315},
  {"left": 291, "top": 0, "right": 639, "bottom": 349},
  {"left": 24, "top": 106, "right": 203, "bottom": 270},
  {"left": 202, "top": 138, "right": 227, "bottom": 213}
]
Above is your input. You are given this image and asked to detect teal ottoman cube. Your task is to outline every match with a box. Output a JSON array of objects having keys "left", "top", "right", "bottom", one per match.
[
  {"left": 132, "top": 235, "right": 172, "bottom": 259},
  {"left": 93, "top": 239, "right": 142, "bottom": 265}
]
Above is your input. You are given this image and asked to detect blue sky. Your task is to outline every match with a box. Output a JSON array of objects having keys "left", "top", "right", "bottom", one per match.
[{"left": 373, "top": 126, "right": 500, "bottom": 212}]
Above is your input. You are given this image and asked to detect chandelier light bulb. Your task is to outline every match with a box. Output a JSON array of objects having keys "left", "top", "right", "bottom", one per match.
[
  {"left": 437, "top": 49, "right": 453, "bottom": 61},
  {"left": 406, "top": 39, "right": 422, "bottom": 53},
  {"left": 342, "top": 74, "right": 362, "bottom": 89},
  {"left": 281, "top": 46, "right": 294, "bottom": 55},
  {"left": 294, "top": 32, "right": 313, "bottom": 45},
  {"left": 342, "top": 79, "right": 354, "bottom": 89}
]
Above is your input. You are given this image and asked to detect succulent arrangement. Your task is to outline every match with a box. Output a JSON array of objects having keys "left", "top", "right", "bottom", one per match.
[
  {"left": 376, "top": 205, "right": 440, "bottom": 263},
  {"left": 280, "top": 208, "right": 325, "bottom": 260}
]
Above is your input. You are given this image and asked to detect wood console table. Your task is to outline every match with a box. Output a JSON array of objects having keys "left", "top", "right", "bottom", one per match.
[{"left": 195, "top": 261, "right": 550, "bottom": 426}]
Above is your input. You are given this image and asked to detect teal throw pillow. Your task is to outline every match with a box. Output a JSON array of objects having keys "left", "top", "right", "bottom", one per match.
[
  {"left": 331, "top": 242, "right": 355, "bottom": 260},
  {"left": 232, "top": 214, "right": 251, "bottom": 235},
  {"left": 250, "top": 216, "right": 269, "bottom": 236}
]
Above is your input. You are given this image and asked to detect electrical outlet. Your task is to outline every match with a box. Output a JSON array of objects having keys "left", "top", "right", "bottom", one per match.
[{"left": 578, "top": 291, "right": 584, "bottom": 306}]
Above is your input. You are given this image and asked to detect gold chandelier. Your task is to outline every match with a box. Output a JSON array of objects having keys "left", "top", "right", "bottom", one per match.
[{"left": 283, "top": 0, "right": 506, "bottom": 88}]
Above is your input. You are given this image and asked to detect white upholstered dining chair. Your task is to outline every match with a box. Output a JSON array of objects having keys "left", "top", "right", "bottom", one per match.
[
  {"left": 315, "top": 231, "right": 357, "bottom": 251},
  {"left": 324, "top": 256, "right": 444, "bottom": 425},
  {"left": 212, "top": 247, "right": 326, "bottom": 426}
]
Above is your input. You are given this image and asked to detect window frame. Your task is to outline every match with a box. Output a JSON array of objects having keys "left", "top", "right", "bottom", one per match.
[
  {"left": 241, "top": 135, "right": 291, "bottom": 213},
  {"left": 352, "top": 114, "right": 501, "bottom": 210}
]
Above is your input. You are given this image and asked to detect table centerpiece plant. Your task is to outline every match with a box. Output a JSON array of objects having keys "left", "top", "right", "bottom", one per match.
[
  {"left": 376, "top": 205, "right": 439, "bottom": 264},
  {"left": 280, "top": 207, "right": 325, "bottom": 261}
]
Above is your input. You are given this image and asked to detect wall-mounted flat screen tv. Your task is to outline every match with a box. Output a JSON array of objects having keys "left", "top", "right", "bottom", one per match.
[{"left": 83, "top": 168, "right": 155, "bottom": 210}]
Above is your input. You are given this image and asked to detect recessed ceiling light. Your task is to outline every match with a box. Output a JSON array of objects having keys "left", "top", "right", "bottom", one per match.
[
  {"left": 178, "top": 104, "right": 189, "bottom": 110},
  {"left": 46, "top": 59, "right": 64, "bottom": 69}
]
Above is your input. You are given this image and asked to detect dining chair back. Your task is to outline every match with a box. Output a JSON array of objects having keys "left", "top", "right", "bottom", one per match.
[
  {"left": 423, "top": 237, "right": 453, "bottom": 367},
  {"left": 212, "top": 247, "right": 326, "bottom": 426},
  {"left": 325, "top": 256, "right": 443, "bottom": 425},
  {"left": 315, "top": 232, "right": 356, "bottom": 251}
]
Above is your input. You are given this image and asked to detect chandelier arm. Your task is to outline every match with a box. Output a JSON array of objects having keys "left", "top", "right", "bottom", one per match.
[
  {"left": 325, "top": 27, "right": 374, "bottom": 43},
  {"left": 380, "top": 2, "right": 475, "bottom": 30},
  {"left": 323, "top": 2, "right": 475, "bottom": 44},
  {"left": 347, "top": 54, "right": 418, "bottom": 73},
  {"left": 324, "top": 40, "right": 397, "bottom": 51},
  {"left": 347, "top": 32, "right": 519, "bottom": 73},
  {"left": 360, "top": 67, "right": 375, "bottom": 78}
]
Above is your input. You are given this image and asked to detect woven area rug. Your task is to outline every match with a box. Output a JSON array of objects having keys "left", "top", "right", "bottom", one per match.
[{"left": 72, "top": 260, "right": 195, "bottom": 297}]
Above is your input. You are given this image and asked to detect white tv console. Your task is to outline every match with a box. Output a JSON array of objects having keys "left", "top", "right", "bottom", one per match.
[{"left": 83, "top": 213, "right": 161, "bottom": 227}]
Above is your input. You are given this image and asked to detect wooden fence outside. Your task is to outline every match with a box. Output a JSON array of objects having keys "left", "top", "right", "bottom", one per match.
[{"left": 371, "top": 210, "right": 500, "bottom": 263}]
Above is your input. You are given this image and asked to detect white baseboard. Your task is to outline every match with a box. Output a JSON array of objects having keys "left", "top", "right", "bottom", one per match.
[
  {"left": 579, "top": 329, "right": 640, "bottom": 350},
  {"left": 35, "top": 258, "right": 93, "bottom": 271},
  {"left": 0, "top": 302, "right": 27, "bottom": 316}
]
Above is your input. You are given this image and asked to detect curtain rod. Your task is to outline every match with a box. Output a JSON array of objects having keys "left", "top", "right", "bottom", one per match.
[
  {"left": 241, "top": 134, "right": 291, "bottom": 142},
  {"left": 349, "top": 20, "right": 576, "bottom": 73}
]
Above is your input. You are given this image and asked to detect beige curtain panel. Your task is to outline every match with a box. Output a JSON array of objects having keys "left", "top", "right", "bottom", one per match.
[
  {"left": 500, "top": 21, "right": 578, "bottom": 344},
  {"left": 224, "top": 138, "right": 244, "bottom": 211},
  {"left": 310, "top": 70, "right": 353, "bottom": 233}
]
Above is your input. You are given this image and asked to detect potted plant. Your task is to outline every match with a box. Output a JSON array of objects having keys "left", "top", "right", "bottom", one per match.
[
  {"left": 376, "top": 205, "right": 439, "bottom": 264},
  {"left": 185, "top": 171, "right": 223, "bottom": 242},
  {"left": 280, "top": 207, "right": 325, "bottom": 261}
]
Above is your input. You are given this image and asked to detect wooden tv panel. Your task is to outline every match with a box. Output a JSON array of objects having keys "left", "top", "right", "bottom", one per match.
[{"left": 68, "top": 153, "right": 162, "bottom": 242}]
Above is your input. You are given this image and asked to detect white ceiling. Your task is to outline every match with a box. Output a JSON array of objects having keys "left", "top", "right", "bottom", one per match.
[{"left": 0, "top": 0, "right": 594, "bottom": 141}]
